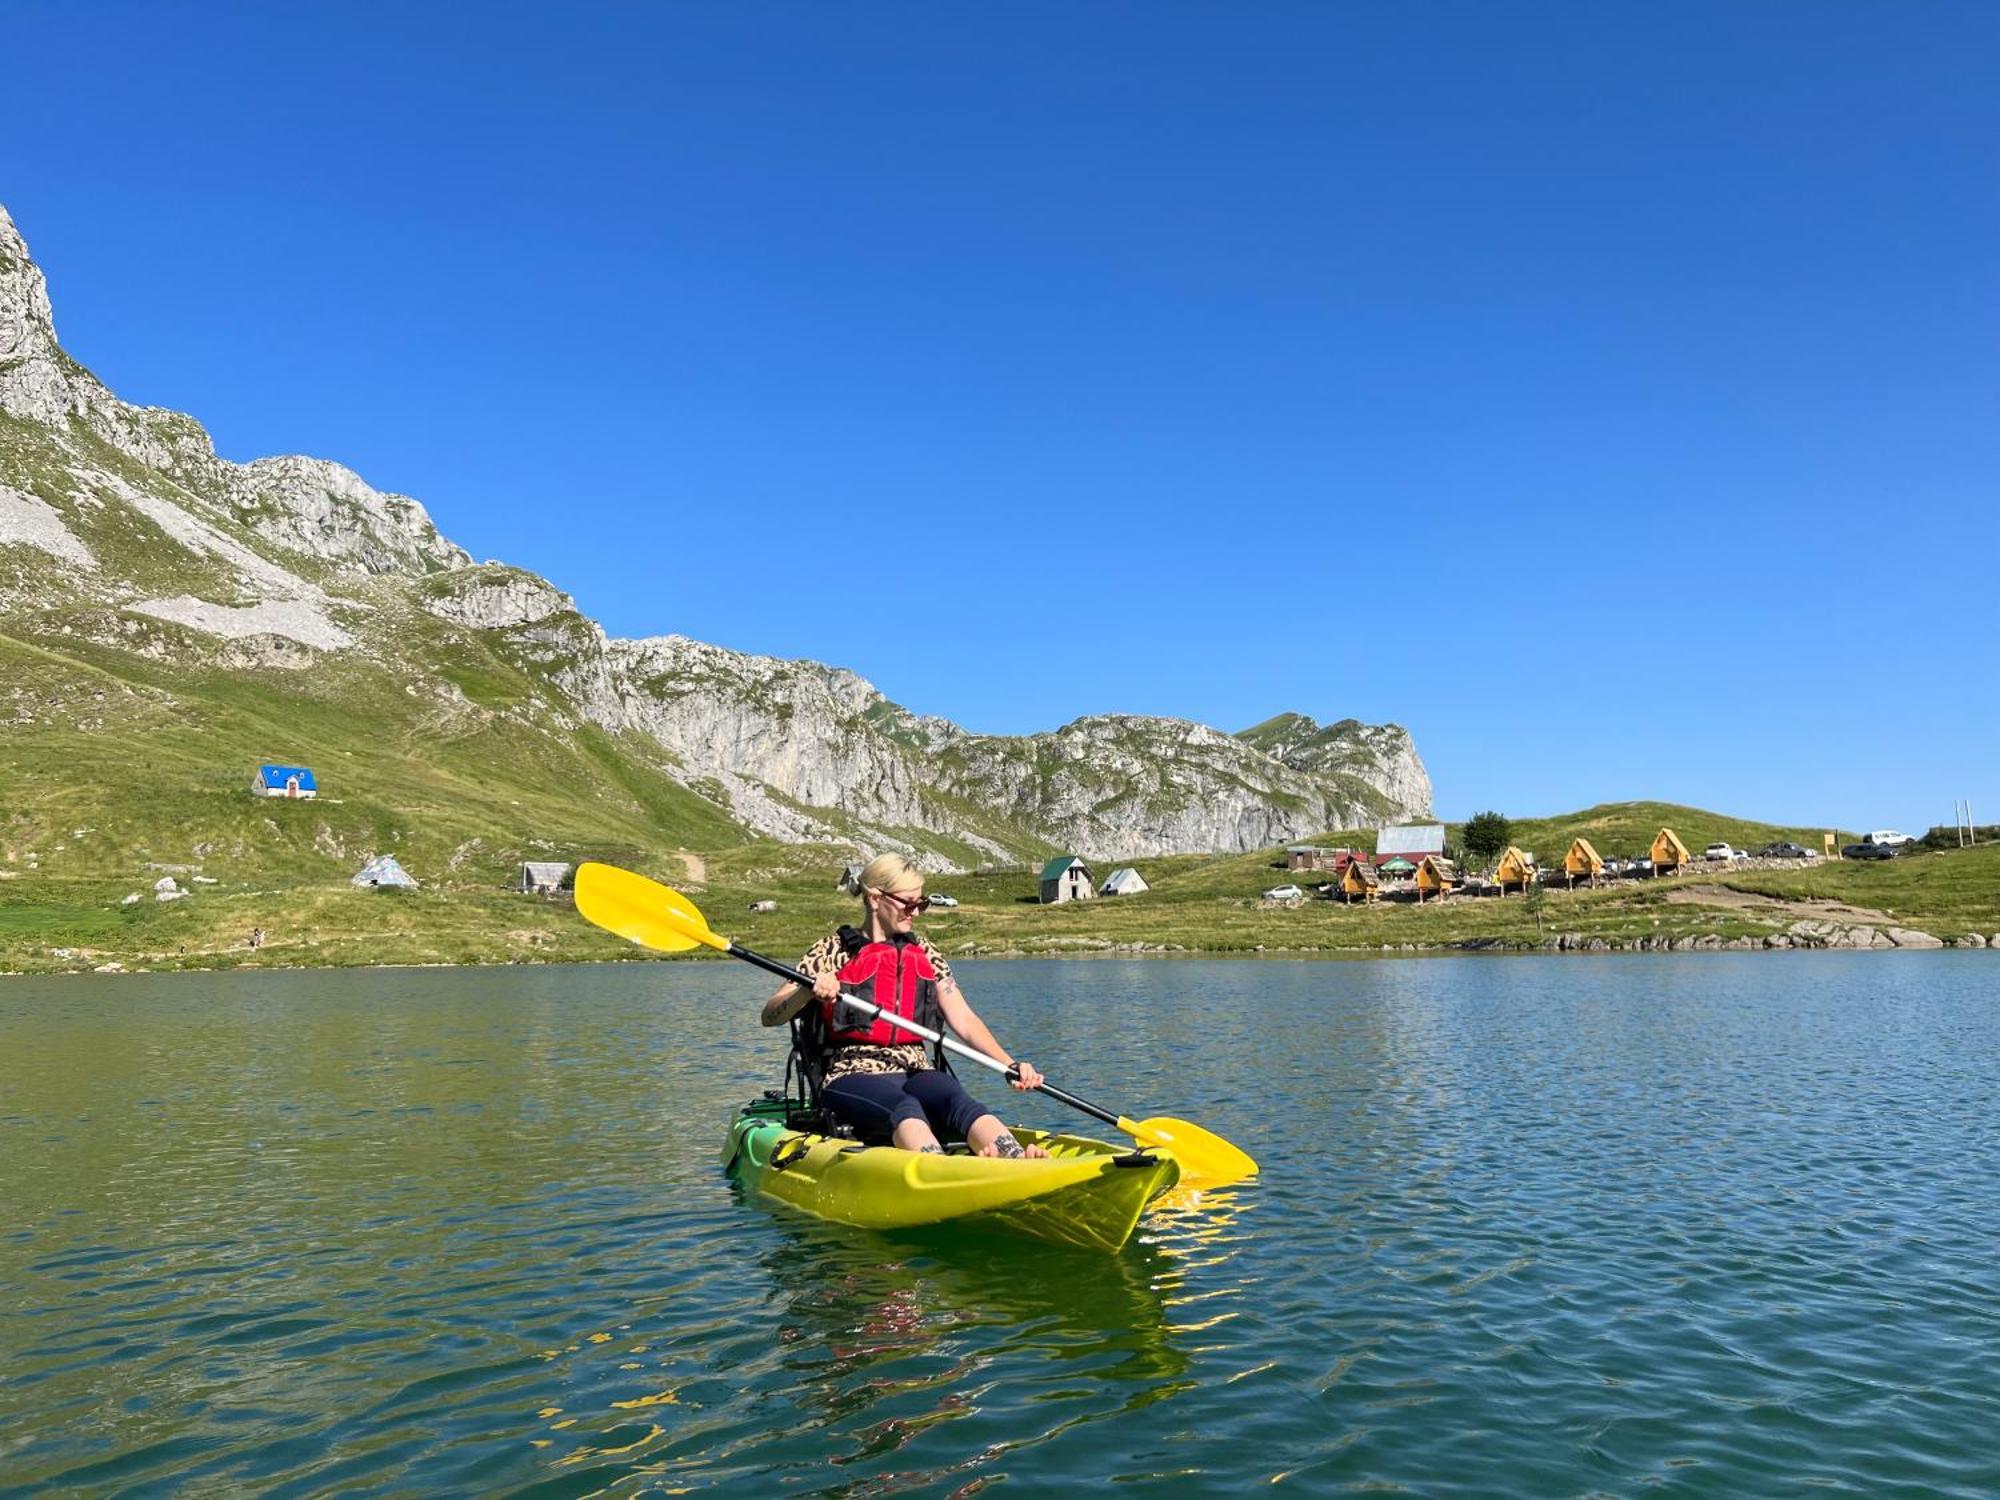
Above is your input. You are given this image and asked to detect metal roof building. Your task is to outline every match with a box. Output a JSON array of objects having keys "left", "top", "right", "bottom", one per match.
[
  {"left": 1039, "top": 855, "right": 1095, "bottom": 904},
  {"left": 1376, "top": 824, "right": 1445, "bottom": 861},
  {"left": 520, "top": 861, "right": 572, "bottom": 894},
  {"left": 253, "top": 764, "right": 318, "bottom": 799}
]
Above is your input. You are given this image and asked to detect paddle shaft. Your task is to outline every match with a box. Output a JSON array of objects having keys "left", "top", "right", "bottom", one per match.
[{"left": 729, "top": 942, "right": 1125, "bottom": 1132}]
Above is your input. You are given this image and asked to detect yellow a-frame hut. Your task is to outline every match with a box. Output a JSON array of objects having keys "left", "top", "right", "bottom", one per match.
[
  {"left": 1651, "top": 827, "right": 1691, "bottom": 876},
  {"left": 1563, "top": 837, "right": 1604, "bottom": 887},
  {"left": 1494, "top": 845, "right": 1536, "bottom": 893},
  {"left": 1415, "top": 854, "right": 1456, "bottom": 901},
  {"left": 1340, "top": 858, "right": 1382, "bottom": 904}
]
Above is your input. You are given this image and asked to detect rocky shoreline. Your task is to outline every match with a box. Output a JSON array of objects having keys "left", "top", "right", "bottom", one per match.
[{"left": 947, "top": 925, "right": 1997, "bottom": 960}]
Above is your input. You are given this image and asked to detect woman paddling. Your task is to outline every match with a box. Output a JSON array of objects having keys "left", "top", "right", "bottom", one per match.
[{"left": 762, "top": 853, "right": 1049, "bottom": 1158}]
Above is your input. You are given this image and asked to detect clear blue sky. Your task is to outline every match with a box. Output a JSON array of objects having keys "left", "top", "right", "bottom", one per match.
[{"left": 5, "top": 3, "right": 1995, "bottom": 831}]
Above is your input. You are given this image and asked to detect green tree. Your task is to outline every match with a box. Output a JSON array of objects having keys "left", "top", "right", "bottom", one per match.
[{"left": 1461, "top": 810, "right": 1512, "bottom": 863}]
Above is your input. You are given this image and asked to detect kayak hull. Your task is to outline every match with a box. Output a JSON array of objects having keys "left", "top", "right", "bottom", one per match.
[{"left": 724, "top": 1098, "right": 1181, "bottom": 1253}]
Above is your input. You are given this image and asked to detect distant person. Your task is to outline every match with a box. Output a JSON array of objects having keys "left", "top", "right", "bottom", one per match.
[{"left": 762, "top": 853, "right": 1048, "bottom": 1158}]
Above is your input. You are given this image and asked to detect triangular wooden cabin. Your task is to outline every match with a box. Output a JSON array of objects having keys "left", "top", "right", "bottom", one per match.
[
  {"left": 1651, "top": 827, "right": 1691, "bottom": 874},
  {"left": 1494, "top": 845, "right": 1536, "bottom": 892},
  {"left": 1415, "top": 854, "right": 1457, "bottom": 901},
  {"left": 1563, "top": 837, "right": 1604, "bottom": 885},
  {"left": 1339, "top": 858, "right": 1382, "bottom": 903}
]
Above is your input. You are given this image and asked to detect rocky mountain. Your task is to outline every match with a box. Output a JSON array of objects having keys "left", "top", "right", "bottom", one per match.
[{"left": 0, "top": 204, "right": 1431, "bottom": 871}]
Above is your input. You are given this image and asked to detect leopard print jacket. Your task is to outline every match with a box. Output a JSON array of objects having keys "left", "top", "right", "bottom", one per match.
[{"left": 795, "top": 929, "right": 956, "bottom": 1082}]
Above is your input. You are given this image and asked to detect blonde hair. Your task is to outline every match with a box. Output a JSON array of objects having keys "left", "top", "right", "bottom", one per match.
[{"left": 859, "top": 852, "right": 923, "bottom": 897}]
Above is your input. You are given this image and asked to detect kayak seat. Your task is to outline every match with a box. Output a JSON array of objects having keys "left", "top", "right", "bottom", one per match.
[{"left": 782, "top": 982, "right": 954, "bottom": 1146}]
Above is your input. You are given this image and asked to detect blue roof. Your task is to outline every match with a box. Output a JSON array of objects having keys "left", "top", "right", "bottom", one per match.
[{"left": 257, "top": 764, "right": 317, "bottom": 791}]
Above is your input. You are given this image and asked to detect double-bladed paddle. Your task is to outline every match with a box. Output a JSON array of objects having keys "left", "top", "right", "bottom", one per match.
[{"left": 573, "top": 861, "right": 1258, "bottom": 1188}]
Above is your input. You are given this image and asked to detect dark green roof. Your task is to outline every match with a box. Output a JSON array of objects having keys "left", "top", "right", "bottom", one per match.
[{"left": 1040, "top": 855, "right": 1088, "bottom": 881}]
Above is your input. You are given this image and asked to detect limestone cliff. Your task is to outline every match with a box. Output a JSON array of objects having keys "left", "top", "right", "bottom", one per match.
[{"left": 0, "top": 203, "right": 1433, "bottom": 867}]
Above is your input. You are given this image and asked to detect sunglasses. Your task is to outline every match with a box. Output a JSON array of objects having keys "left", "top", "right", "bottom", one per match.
[{"left": 871, "top": 888, "right": 931, "bottom": 914}]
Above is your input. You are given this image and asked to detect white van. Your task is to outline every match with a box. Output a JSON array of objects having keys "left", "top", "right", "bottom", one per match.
[{"left": 1865, "top": 830, "right": 1913, "bottom": 848}]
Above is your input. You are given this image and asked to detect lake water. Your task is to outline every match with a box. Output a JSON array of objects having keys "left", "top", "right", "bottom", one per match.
[{"left": 4, "top": 954, "right": 1999, "bottom": 1495}]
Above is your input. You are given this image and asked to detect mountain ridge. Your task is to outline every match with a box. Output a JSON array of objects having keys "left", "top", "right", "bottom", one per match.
[{"left": 0, "top": 203, "right": 1433, "bottom": 872}]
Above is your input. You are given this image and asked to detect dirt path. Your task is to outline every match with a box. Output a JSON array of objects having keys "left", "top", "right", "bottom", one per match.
[
  {"left": 678, "top": 851, "right": 707, "bottom": 885},
  {"left": 1663, "top": 883, "right": 1895, "bottom": 925}
]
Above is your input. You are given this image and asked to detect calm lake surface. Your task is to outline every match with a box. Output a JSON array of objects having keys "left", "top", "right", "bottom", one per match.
[{"left": 5, "top": 954, "right": 1999, "bottom": 1496}]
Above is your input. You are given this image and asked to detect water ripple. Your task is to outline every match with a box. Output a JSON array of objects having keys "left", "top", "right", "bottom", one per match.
[{"left": 6, "top": 956, "right": 2000, "bottom": 1493}]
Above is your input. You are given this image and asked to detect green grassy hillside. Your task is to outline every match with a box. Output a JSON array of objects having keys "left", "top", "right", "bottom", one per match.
[
  {"left": 0, "top": 613, "right": 761, "bottom": 970},
  {"left": 7, "top": 783, "right": 1993, "bottom": 974},
  {"left": 1443, "top": 802, "right": 1846, "bottom": 863}
]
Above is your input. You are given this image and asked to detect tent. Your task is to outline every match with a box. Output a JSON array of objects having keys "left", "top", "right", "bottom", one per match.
[
  {"left": 836, "top": 862, "right": 865, "bottom": 895},
  {"left": 352, "top": 854, "right": 418, "bottom": 889},
  {"left": 1101, "top": 867, "right": 1149, "bottom": 896}
]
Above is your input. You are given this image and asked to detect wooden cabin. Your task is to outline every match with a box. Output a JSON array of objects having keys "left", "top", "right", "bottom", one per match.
[
  {"left": 1415, "top": 855, "right": 1457, "bottom": 901},
  {"left": 1287, "top": 845, "right": 1364, "bottom": 872},
  {"left": 1494, "top": 845, "right": 1536, "bottom": 893},
  {"left": 1651, "top": 827, "right": 1691, "bottom": 875},
  {"left": 1563, "top": 837, "right": 1604, "bottom": 886},
  {"left": 1339, "top": 859, "right": 1382, "bottom": 903}
]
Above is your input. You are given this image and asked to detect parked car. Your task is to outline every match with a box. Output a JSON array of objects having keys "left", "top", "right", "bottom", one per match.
[
  {"left": 1843, "top": 842, "right": 1899, "bottom": 860},
  {"left": 926, "top": 893, "right": 959, "bottom": 908},
  {"left": 1632, "top": 857, "right": 1653, "bottom": 873},
  {"left": 1865, "top": 830, "right": 1914, "bottom": 848},
  {"left": 1703, "top": 842, "right": 1738, "bottom": 861},
  {"left": 1263, "top": 884, "right": 1305, "bottom": 901},
  {"left": 1759, "top": 842, "right": 1811, "bottom": 860}
]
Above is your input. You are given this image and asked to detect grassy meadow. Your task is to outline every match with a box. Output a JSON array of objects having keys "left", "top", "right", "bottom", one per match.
[{"left": 7, "top": 770, "right": 1996, "bottom": 976}]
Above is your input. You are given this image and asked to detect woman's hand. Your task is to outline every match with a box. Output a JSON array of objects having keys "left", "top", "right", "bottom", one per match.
[
  {"left": 811, "top": 973, "right": 841, "bottom": 1002},
  {"left": 1009, "top": 1061, "right": 1044, "bottom": 1091}
]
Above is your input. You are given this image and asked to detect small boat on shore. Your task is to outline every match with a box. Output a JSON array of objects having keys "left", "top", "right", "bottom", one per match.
[{"left": 724, "top": 1096, "right": 1183, "bottom": 1253}]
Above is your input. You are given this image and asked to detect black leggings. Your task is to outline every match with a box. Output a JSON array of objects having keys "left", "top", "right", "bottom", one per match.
[{"left": 822, "top": 1070, "right": 992, "bottom": 1144}]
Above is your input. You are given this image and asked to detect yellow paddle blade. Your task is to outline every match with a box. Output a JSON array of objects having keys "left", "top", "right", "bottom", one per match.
[
  {"left": 574, "top": 862, "right": 730, "bottom": 953},
  {"left": 1119, "top": 1114, "right": 1259, "bottom": 1189}
]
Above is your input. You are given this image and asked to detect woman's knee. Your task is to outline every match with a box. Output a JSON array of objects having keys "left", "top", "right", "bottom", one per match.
[
  {"left": 907, "top": 1072, "right": 990, "bottom": 1141},
  {"left": 825, "top": 1075, "right": 925, "bottom": 1140}
]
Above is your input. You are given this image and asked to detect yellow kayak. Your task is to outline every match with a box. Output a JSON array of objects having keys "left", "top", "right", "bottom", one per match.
[{"left": 724, "top": 1097, "right": 1182, "bottom": 1253}]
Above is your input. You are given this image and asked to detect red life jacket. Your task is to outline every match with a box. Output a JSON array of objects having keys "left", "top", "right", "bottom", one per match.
[{"left": 821, "top": 929, "right": 944, "bottom": 1047}]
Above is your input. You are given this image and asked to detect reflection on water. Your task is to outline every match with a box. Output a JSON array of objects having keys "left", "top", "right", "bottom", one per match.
[
  {"left": 519, "top": 1179, "right": 1256, "bottom": 1493},
  {"left": 5, "top": 955, "right": 2000, "bottom": 1494}
]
